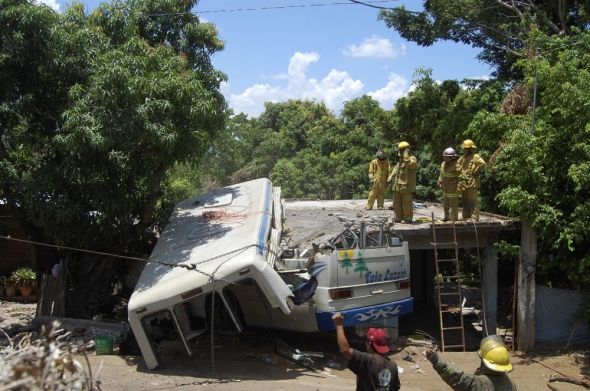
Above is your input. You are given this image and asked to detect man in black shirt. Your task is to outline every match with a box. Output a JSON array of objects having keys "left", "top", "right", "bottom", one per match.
[{"left": 333, "top": 313, "right": 401, "bottom": 391}]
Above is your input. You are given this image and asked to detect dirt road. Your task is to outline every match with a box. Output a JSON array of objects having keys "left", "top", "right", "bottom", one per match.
[
  {"left": 83, "top": 333, "right": 589, "bottom": 391},
  {"left": 2, "top": 302, "right": 589, "bottom": 391}
]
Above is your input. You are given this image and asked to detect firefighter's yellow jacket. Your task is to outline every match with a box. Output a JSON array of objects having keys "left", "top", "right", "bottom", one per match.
[
  {"left": 429, "top": 352, "right": 517, "bottom": 391},
  {"left": 388, "top": 153, "right": 418, "bottom": 192},
  {"left": 438, "top": 160, "right": 462, "bottom": 197},
  {"left": 369, "top": 158, "right": 390, "bottom": 189},
  {"left": 457, "top": 153, "right": 485, "bottom": 189}
]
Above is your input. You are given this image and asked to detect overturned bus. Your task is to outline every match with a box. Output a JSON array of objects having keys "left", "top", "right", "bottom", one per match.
[{"left": 128, "top": 178, "right": 413, "bottom": 369}]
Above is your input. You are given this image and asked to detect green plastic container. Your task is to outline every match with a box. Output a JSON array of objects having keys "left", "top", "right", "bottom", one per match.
[{"left": 95, "top": 334, "right": 114, "bottom": 355}]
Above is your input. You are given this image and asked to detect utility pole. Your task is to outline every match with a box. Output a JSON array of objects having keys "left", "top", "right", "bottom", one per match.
[
  {"left": 517, "top": 51, "right": 540, "bottom": 351},
  {"left": 518, "top": 217, "right": 537, "bottom": 350}
]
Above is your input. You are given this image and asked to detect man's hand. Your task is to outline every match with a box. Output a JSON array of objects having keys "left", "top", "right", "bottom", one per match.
[
  {"left": 437, "top": 180, "right": 442, "bottom": 188},
  {"left": 332, "top": 312, "right": 345, "bottom": 327},
  {"left": 424, "top": 346, "right": 438, "bottom": 359}
]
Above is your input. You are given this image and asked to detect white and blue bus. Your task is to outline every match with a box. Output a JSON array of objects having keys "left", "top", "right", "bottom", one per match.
[{"left": 128, "top": 178, "right": 413, "bottom": 369}]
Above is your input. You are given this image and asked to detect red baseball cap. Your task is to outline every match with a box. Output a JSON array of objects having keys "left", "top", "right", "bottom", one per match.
[{"left": 366, "top": 328, "right": 390, "bottom": 354}]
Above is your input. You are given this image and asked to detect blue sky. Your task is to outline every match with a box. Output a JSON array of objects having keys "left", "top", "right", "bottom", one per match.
[{"left": 39, "top": 0, "right": 491, "bottom": 118}]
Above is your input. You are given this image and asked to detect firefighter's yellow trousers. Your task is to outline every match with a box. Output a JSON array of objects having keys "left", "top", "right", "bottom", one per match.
[
  {"left": 443, "top": 195, "right": 459, "bottom": 222},
  {"left": 394, "top": 191, "right": 413, "bottom": 222},
  {"left": 461, "top": 187, "right": 480, "bottom": 220},
  {"left": 367, "top": 188, "right": 386, "bottom": 209}
]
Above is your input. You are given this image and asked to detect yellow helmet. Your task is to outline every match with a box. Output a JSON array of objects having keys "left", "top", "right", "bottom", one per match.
[
  {"left": 398, "top": 141, "right": 410, "bottom": 149},
  {"left": 477, "top": 335, "right": 513, "bottom": 373},
  {"left": 461, "top": 139, "right": 477, "bottom": 149}
]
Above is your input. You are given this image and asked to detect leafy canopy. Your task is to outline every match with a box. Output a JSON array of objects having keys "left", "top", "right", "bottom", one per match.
[
  {"left": 378, "top": 0, "right": 590, "bottom": 79},
  {"left": 0, "top": 0, "right": 226, "bottom": 249}
]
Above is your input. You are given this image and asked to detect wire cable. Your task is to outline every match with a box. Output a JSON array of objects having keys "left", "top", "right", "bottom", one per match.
[
  {"left": 146, "top": 0, "right": 401, "bottom": 16},
  {"left": 350, "top": 0, "right": 590, "bottom": 47}
]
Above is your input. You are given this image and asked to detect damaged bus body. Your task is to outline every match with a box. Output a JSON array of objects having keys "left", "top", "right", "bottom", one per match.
[{"left": 128, "top": 178, "right": 413, "bottom": 369}]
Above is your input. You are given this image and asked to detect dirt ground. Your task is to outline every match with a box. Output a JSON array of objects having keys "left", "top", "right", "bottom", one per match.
[
  {"left": 81, "top": 332, "right": 590, "bottom": 391},
  {"left": 2, "top": 301, "right": 589, "bottom": 391}
]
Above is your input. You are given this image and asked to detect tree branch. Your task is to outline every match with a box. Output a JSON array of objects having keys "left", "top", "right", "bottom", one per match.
[{"left": 494, "top": 0, "right": 523, "bottom": 21}]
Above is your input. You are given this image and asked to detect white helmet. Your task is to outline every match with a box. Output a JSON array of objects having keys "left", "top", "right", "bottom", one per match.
[
  {"left": 376, "top": 150, "right": 385, "bottom": 158},
  {"left": 443, "top": 147, "right": 457, "bottom": 157}
]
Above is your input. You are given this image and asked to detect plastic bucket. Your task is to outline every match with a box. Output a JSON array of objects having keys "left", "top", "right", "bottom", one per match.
[{"left": 95, "top": 334, "right": 114, "bottom": 355}]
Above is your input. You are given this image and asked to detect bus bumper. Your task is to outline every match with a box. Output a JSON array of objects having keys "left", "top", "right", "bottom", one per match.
[{"left": 315, "top": 297, "right": 414, "bottom": 331}]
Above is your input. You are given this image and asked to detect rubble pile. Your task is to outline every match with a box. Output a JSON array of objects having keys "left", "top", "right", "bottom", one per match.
[{"left": 0, "top": 321, "right": 101, "bottom": 390}]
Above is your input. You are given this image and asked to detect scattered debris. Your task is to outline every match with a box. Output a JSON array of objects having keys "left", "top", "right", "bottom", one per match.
[
  {"left": 34, "top": 316, "right": 128, "bottom": 353},
  {"left": 246, "top": 352, "right": 277, "bottom": 364},
  {"left": 325, "top": 359, "right": 340, "bottom": 369},
  {"left": 402, "top": 352, "right": 416, "bottom": 363},
  {"left": 0, "top": 320, "right": 101, "bottom": 390}
]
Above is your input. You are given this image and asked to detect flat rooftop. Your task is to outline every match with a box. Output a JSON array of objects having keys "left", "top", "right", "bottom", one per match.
[{"left": 282, "top": 199, "right": 518, "bottom": 250}]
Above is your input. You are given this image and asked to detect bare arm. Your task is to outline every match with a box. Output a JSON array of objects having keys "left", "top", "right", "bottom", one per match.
[{"left": 333, "top": 313, "right": 353, "bottom": 359}]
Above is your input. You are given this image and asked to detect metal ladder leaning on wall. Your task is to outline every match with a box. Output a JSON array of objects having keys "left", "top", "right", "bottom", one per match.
[{"left": 431, "top": 212, "right": 466, "bottom": 352}]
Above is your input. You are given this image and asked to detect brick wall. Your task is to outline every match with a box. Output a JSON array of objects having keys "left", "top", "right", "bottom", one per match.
[{"left": 0, "top": 205, "right": 35, "bottom": 277}]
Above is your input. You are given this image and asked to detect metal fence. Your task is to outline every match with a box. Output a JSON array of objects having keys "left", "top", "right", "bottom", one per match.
[{"left": 535, "top": 285, "right": 590, "bottom": 344}]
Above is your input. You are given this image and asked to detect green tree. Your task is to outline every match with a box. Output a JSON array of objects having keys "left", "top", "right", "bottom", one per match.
[
  {"left": 476, "top": 31, "right": 590, "bottom": 288},
  {"left": 377, "top": 0, "right": 590, "bottom": 79},
  {"left": 341, "top": 252, "right": 353, "bottom": 274},
  {"left": 354, "top": 251, "right": 369, "bottom": 278},
  {"left": 0, "top": 0, "right": 226, "bottom": 317},
  {"left": 390, "top": 69, "right": 507, "bottom": 205}
]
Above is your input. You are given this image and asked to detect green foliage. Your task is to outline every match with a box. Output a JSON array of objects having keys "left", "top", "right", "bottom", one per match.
[
  {"left": 0, "top": 0, "right": 226, "bottom": 247},
  {"left": 496, "top": 240, "right": 520, "bottom": 260},
  {"left": 475, "top": 31, "right": 590, "bottom": 288},
  {"left": 11, "top": 267, "right": 36, "bottom": 287},
  {"left": 0, "top": 0, "right": 226, "bottom": 317},
  {"left": 378, "top": 0, "right": 590, "bottom": 79}
]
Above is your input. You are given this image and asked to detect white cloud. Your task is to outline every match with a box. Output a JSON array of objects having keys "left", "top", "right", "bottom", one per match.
[
  {"left": 228, "top": 84, "right": 283, "bottom": 116},
  {"left": 288, "top": 52, "right": 320, "bottom": 79},
  {"left": 227, "top": 52, "right": 410, "bottom": 117},
  {"left": 368, "top": 73, "right": 409, "bottom": 109},
  {"left": 35, "top": 0, "right": 60, "bottom": 11},
  {"left": 343, "top": 35, "right": 406, "bottom": 59}
]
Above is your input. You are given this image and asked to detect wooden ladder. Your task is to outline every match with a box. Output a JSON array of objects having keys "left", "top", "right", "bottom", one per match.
[{"left": 431, "top": 212, "right": 466, "bottom": 352}]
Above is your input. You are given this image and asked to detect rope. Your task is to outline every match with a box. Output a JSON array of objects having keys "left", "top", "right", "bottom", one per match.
[
  {"left": 0, "top": 234, "right": 282, "bottom": 373},
  {"left": 547, "top": 377, "right": 590, "bottom": 391},
  {"left": 511, "top": 353, "right": 590, "bottom": 390},
  {"left": 0, "top": 236, "right": 279, "bottom": 282},
  {"left": 470, "top": 220, "right": 490, "bottom": 337},
  {"left": 211, "top": 281, "right": 217, "bottom": 373}
]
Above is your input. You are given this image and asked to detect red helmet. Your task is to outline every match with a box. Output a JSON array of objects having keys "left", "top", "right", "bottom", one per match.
[{"left": 443, "top": 147, "right": 457, "bottom": 157}]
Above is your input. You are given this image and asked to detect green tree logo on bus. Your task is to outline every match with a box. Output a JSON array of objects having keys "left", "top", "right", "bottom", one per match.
[
  {"left": 340, "top": 250, "right": 353, "bottom": 274},
  {"left": 354, "top": 251, "right": 369, "bottom": 278}
]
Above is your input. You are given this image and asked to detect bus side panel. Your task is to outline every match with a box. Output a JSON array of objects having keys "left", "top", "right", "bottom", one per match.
[{"left": 315, "top": 297, "right": 414, "bottom": 331}]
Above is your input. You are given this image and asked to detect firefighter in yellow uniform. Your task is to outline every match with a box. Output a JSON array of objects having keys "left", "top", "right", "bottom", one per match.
[
  {"left": 387, "top": 142, "right": 418, "bottom": 223},
  {"left": 425, "top": 335, "right": 517, "bottom": 391},
  {"left": 438, "top": 148, "right": 463, "bottom": 222},
  {"left": 366, "top": 149, "right": 391, "bottom": 210},
  {"left": 457, "top": 140, "right": 486, "bottom": 221}
]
